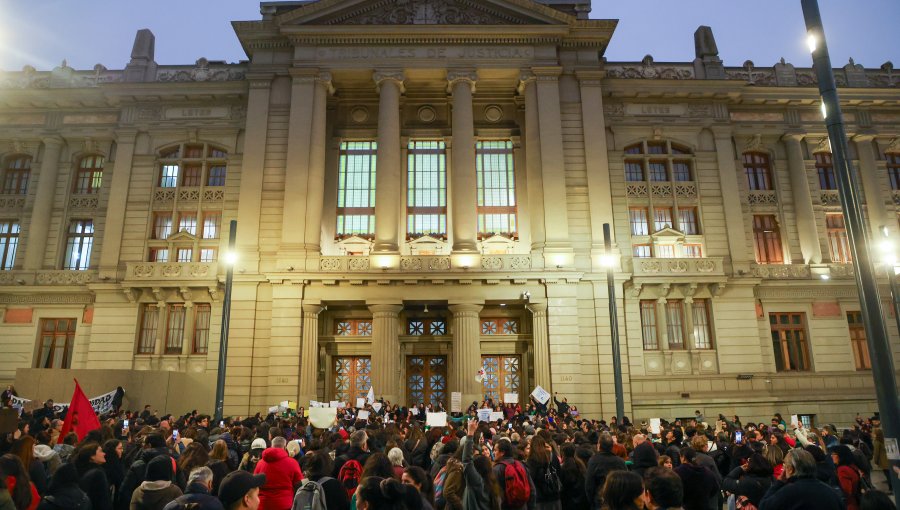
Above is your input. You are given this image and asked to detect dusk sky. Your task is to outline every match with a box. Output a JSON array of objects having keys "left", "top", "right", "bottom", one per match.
[{"left": 0, "top": 0, "right": 896, "bottom": 72}]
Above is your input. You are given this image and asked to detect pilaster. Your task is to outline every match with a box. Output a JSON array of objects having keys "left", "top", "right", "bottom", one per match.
[
  {"left": 783, "top": 133, "right": 822, "bottom": 264},
  {"left": 368, "top": 302, "right": 403, "bottom": 404},
  {"left": 299, "top": 302, "right": 323, "bottom": 404},
  {"left": 526, "top": 301, "right": 550, "bottom": 391},
  {"left": 268, "top": 281, "right": 304, "bottom": 403},
  {"left": 518, "top": 73, "right": 546, "bottom": 259},
  {"left": 854, "top": 134, "right": 886, "bottom": 236},
  {"left": 711, "top": 128, "right": 751, "bottom": 272},
  {"left": 303, "top": 73, "right": 335, "bottom": 269},
  {"left": 98, "top": 130, "right": 137, "bottom": 279},
  {"left": 23, "top": 137, "right": 64, "bottom": 270}
]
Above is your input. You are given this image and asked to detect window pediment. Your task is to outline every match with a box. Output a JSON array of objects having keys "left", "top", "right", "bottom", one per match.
[
  {"left": 337, "top": 235, "right": 374, "bottom": 256},
  {"left": 650, "top": 227, "right": 684, "bottom": 241},
  {"left": 168, "top": 231, "right": 197, "bottom": 242}
]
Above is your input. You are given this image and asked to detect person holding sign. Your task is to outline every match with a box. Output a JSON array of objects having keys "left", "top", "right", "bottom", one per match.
[{"left": 460, "top": 419, "right": 500, "bottom": 510}]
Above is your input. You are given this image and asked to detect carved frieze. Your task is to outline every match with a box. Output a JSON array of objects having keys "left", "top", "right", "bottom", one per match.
[{"left": 314, "top": 0, "right": 530, "bottom": 25}]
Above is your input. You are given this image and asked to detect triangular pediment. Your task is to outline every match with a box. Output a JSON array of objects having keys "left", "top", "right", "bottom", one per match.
[
  {"left": 169, "top": 230, "right": 198, "bottom": 242},
  {"left": 650, "top": 227, "right": 684, "bottom": 240},
  {"left": 278, "top": 0, "right": 572, "bottom": 26}
]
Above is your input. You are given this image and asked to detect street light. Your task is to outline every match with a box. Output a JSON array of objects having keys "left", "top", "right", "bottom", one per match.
[
  {"left": 603, "top": 223, "right": 625, "bottom": 421},
  {"left": 802, "top": 1, "right": 900, "bottom": 500},
  {"left": 214, "top": 219, "right": 237, "bottom": 422},
  {"left": 877, "top": 228, "right": 900, "bottom": 341}
]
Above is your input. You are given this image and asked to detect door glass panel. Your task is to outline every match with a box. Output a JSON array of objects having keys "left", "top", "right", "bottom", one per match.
[
  {"left": 406, "top": 355, "right": 447, "bottom": 407},
  {"left": 482, "top": 355, "right": 521, "bottom": 403},
  {"left": 333, "top": 356, "right": 372, "bottom": 402}
]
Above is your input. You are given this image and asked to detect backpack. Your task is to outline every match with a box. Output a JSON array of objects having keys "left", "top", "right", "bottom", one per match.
[
  {"left": 735, "top": 495, "right": 758, "bottom": 510},
  {"left": 433, "top": 464, "right": 450, "bottom": 509},
  {"left": 338, "top": 459, "right": 363, "bottom": 500},
  {"left": 540, "top": 463, "right": 562, "bottom": 497},
  {"left": 501, "top": 460, "right": 531, "bottom": 508},
  {"left": 293, "top": 478, "right": 332, "bottom": 510}
]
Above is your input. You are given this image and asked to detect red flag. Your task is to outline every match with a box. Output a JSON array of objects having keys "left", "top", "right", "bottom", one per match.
[{"left": 58, "top": 380, "right": 101, "bottom": 441}]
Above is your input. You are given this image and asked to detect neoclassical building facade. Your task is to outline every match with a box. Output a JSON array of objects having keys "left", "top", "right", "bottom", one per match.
[{"left": 0, "top": 0, "right": 898, "bottom": 424}]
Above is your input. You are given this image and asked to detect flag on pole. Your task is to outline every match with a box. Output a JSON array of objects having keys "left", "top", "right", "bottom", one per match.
[
  {"left": 366, "top": 386, "right": 375, "bottom": 405},
  {"left": 58, "top": 380, "right": 101, "bottom": 441}
]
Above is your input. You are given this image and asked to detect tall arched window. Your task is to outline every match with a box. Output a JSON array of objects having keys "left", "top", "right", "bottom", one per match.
[
  {"left": 2, "top": 155, "right": 32, "bottom": 195},
  {"left": 74, "top": 155, "right": 104, "bottom": 194}
]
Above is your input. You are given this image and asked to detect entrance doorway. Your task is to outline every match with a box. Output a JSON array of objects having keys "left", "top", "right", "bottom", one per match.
[
  {"left": 333, "top": 356, "right": 372, "bottom": 402},
  {"left": 482, "top": 355, "right": 521, "bottom": 403},
  {"left": 406, "top": 355, "right": 447, "bottom": 407}
]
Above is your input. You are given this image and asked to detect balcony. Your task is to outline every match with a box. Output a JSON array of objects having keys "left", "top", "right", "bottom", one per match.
[
  {"left": 631, "top": 257, "right": 724, "bottom": 281},
  {"left": 0, "top": 270, "right": 97, "bottom": 286},
  {"left": 746, "top": 190, "right": 778, "bottom": 207},
  {"left": 318, "top": 254, "right": 532, "bottom": 273},
  {"left": 124, "top": 262, "right": 218, "bottom": 283},
  {"left": 625, "top": 181, "right": 697, "bottom": 201}
]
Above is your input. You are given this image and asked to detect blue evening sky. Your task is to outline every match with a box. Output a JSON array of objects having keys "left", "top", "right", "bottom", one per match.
[{"left": 0, "top": 0, "right": 896, "bottom": 71}]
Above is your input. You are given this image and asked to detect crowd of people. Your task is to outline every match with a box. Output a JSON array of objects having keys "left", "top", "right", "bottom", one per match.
[{"left": 0, "top": 387, "right": 897, "bottom": 510}]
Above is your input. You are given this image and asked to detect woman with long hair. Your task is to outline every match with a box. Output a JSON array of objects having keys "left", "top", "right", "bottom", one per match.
[
  {"left": 205, "top": 441, "right": 230, "bottom": 495},
  {"left": 402, "top": 466, "right": 434, "bottom": 510},
  {"left": 9, "top": 437, "right": 46, "bottom": 496},
  {"left": 35, "top": 464, "right": 90, "bottom": 510},
  {"left": 0, "top": 455, "right": 37, "bottom": 510},
  {"left": 599, "top": 471, "right": 643, "bottom": 510},
  {"left": 459, "top": 419, "right": 499, "bottom": 510},
  {"left": 102, "top": 439, "right": 125, "bottom": 503},
  {"left": 361, "top": 453, "right": 396, "bottom": 480},
  {"left": 73, "top": 442, "right": 112, "bottom": 510},
  {"left": 355, "top": 476, "right": 423, "bottom": 510},
  {"left": 722, "top": 453, "right": 773, "bottom": 509},
  {"left": 0, "top": 465, "right": 15, "bottom": 510},
  {"left": 559, "top": 443, "right": 588, "bottom": 510},
  {"left": 832, "top": 444, "right": 862, "bottom": 510},
  {"left": 526, "top": 435, "right": 562, "bottom": 510}
]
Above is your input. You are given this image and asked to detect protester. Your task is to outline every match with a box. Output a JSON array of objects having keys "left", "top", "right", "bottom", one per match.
[
  {"left": 355, "top": 476, "right": 422, "bottom": 510},
  {"left": 585, "top": 433, "right": 627, "bottom": 510},
  {"left": 129, "top": 455, "right": 183, "bottom": 510},
  {"left": 217, "top": 471, "right": 264, "bottom": 510},
  {"left": 402, "top": 466, "right": 434, "bottom": 510},
  {"left": 0, "top": 466, "right": 14, "bottom": 510},
  {"left": 832, "top": 444, "right": 862, "bottom": 510},
  {"left": 162, "top": 466, "right": 224, "bottom": 510},
  {"left": 35, "top": 464, "right": 90, "bottom": 510},
  {"left": 298, "top": 450, "right": 349, "bottom": 510},
  {"left": 673, "top": 447, "right": 718, "bottom": 510},
  {"left": 721, "top": 452, "right": 773, "bottom": 509},
  {"left": 253, "top": 437, "right": 301, "bottom": 510},
  {"left": 758, "top": 449, "right": 843, "bottom": 510}
]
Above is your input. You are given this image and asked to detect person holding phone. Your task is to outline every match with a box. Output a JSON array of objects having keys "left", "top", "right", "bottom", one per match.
[{"left": 729, "top": 430, "right": 753, "bottom": 472}]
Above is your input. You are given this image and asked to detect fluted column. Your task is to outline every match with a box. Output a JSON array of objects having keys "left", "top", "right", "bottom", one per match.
[
  {"left": 527, "top": 302, "right": 550, "bottom": 391},
  {"left": 532, "top": 67, "right": 570, "bottom": 258},
  {"left": 854, "top": 135, "right": 886, "bottom": 235},
  {"left": 450, "top": 302, "right": 484, "bottom": 406},
  {"left": 99, "top": 130, "right": 136, "bottom": 279},
  {"left": 303, "top": 73, "right": 335, "bottom": 266},
  {"left": 518, "top": 74, "right": 546, "bottom": 255},
  {"left": 369, "top": 303, "right": 403, "bottom": 403},
  {"left": 298, "top": 303, "right": 323, "bottom": 404},
  {"left": 448, "top": 70, "right": 478, "bottom": 252},
  {"left": 784, "top": 134, "right": 822, "bottom": 264},
  {"left": 373, "top": 71, "right": 405, "bottom": 253},
  {"left": 24, "top": 137, "right": 64, "bottom": 270}
]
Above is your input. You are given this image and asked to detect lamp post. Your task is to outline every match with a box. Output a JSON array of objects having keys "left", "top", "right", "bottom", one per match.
[
  {"left": 214, "top": 219, "right": 237, "bottom": 423},
  {"left": 802, "top": 1, "right": 900, "bottom": 499},
  {"left": 877, "top": 227, "right": 900, "bottom": 339},
  {"left": 602, "top": 223, "right": 625, "bottom": 421}
]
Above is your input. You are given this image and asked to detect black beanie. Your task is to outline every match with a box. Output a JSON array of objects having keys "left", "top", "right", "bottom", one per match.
[{"left": 145, "top": 455, "right": 173, "bottom": 482}]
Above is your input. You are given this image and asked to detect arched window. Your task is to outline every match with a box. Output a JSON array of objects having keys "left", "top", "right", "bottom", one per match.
[
  {"left": 2, "top": 155, "right": 32, "bottom": 195},
  {"left": 743, "top": 152, "right": 773, "bottom": 191},
  {"left": 74, "top": 155, "right": 104, "bottom": 194}
]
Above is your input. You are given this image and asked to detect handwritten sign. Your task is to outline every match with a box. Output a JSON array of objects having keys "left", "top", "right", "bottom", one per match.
[
  {"left": 490, "top": 412, "right": 504, "bottom": 422},
  {"left": 357, "top": 410, "right": 370, "bottom": 421},
  {"left": 356, "top": 398, "right": 366, "bottom": 409},
  {"left": 477, "top": 409, "right": 492, "bottom": 422},
  {"left": 504, "top": 393, "right": 518, "bottom": 404},
  {"left": 451, "top": 392, "right": 462, "bottom": 413},
  {"left": 649, "top": 418, "right": 661, "bottom": 435},
  {"left": 531, "top": 386, "right": 551, "bottom": 405}
]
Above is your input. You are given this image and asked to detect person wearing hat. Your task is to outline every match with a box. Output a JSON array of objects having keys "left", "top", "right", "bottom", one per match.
[
  {"left": 239, "top": 439, "right": 266, "bottom": 473},
  {"left": 130, "top": 455, "right": 183, "bottom": 510},
  {"left": 217, "top": 471, "right": 265, "bottom": 510}
]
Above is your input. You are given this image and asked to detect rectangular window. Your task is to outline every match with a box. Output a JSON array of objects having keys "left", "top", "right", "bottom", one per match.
[
  {"left": 476, "top": 140, "right": 517, "bottom": 238},
  {"left": 629, "top": 207, "right": 649, "bottom": 236},
  {"left": 673, "top": 161, "right": 692, "bottom": 181},
  {"left": 625, "top": 161, "right": 644, "bottom": 181},
  {"left": 678, "top": 207, "right": 699, "bottom": 235},
  {"left": 36, "top": 319, "right": 76, "bottom": 368},
  {"left": 3, "top": 156, "right": 31, "bottom": 195},
  {"left": 683, "top": 244, "right": 703, "bottom": 258},
  {"left": 633, "top": 245, "right": 652, "bottom": 258},
  {"left": 0, "top": 220, "right": 20, "bottom": 270},
  {"left": 63, "top": 219, "right": 93, "bottom": 270},
  {"left": 159, "top": 164, "right": 179, "bottom": 188},
  {"left": 202, "top": 212, "right": 221, "bottom": 239},
  {"left": 888, "top": 153, "right": 900, "bottom": 191},
  {"left": 847, "top": 311, "right": 871, "bottom": 370},
  {"left": 666, "top": 301, "right": 685, "bottom": 349},
  {"left": 207, "top": 165, "right": 226, "bottom": 186},
  {"left": 826, "top": 213, "right": 852, "bottom": 263},
  {"left": 816, "top": 153, "right": 837, "bottom": 190},
  {"left": 648, "top": 161, "right": 668, "bottom": 181},
  {"left": 407, "top": 140, "right": 447, "bottom": 238},
  {"left": 753, "top": 215, "right": 783, "bottom": 264},
  {"left": 165, "top": 304, "right": 186, "bottom": 354},
  {"left": 656, "top": 245, "right": 675, "bottom": 258},
  {"left": 744, "top": 152, "right": 773, "bottom": 191},
  {"left": 692, "top": 299, "right": 713, "bottom": 349},
  {"left": 137, "top": 304, "right": 159, "bottom": 354},
  {"left": 74, "top": 156, "right": 104, "bottom": 194},
  {"left": 153, "top": 213, "right": 172, "bottom": 239},
  {"left": 182, "top": 165, "right": 202, "bottom": 186},
  {"left": 653, "top": 207, "right": 673, "bottom": 232},
  {"left": 149, "top": 248, "right": 168, "bottom": 262},
  {"left": 770, "top": 312, "right": 811, "bottom": 371},
  {"left": 184, "top": 144, "right": 203, "bottom": 158},
  {"left": 336, "top": 141, "right": 377, "bottom": 238},
  {"left": 178, "top": 213, "right": 197, "bottom": 235},
  {"left": 640, "top": 300, "right": 658, "bottom": 349},
  {"left": 176, "top": 248, "right": 192, "bottom": 262},
  {"left": 193, "top": 304, "right": 211, "bottom": 354},
  {"left": 199, "top": 248, "right": 216, "bottom": 262}
]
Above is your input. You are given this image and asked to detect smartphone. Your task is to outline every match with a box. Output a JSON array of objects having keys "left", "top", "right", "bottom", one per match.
[
  {"left": 735, "top": 430, "right": 743, "bottom": 443},
  {"left": 172, "top": 430, "right": 179, "bottom": 440},
  {"left": 123, "top": 419, "right": 129, "bottom": 428},
  {"left": 508, "top": 423, "right": 513, "bottom": 430},
  {"left": 219, "top": 420, "right": 224, "bottom": 428}
]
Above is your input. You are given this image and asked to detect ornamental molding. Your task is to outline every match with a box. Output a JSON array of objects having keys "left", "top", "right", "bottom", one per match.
[
  {"left": 755, "top": 286, "right": 858, "bottom": 299},
  {"left": 287, "top": 0, "right": 571, "bottom": 26},
  {"left": 0, "top": 293, "right": 94, "bottom": 305}
]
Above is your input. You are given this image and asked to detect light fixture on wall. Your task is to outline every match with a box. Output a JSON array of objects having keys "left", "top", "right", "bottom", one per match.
[{"left": 423, "top": 304, "right": 429, "bottom": 313}]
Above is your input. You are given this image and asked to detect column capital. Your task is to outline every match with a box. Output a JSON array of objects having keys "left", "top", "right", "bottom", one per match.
[
  {"left": 367, "top": 303, "right": 403, "bottom": 315},
  {"left": 246, "top": 72, "right": 275, "bottom": 88},
  {"left": 288, "top": 67, "right": 320, "bottom": 82},
  {"left": 517, "top": 71, "right": 536, "bottom": 95},
  {"left": 113, "top": 129, "right": 139, "bottom": 142},
  {"left": 447, "top": 70, "right": 476, "bottom": 94},
  {"left": 41, "top": 136, "right": 65, "bottom": 149},
  {"left": 852, "top": 132, "right": 877, "bottom": 143},
  {"left": 448, "top": 302, "right": 483, "bottom": 315},
  {"left": 526, "top": 302, "right": 548, "bottom": 315},
  {"left": 374, "top": 70, "right": 405, "bottom": 94},
  {"left": 575, "top": 69, "right": 606, "bottom": 86},
  {"left": 317, "top": 71, "right": 336, "bottom": 95},
  {"left": 781, "top": 131, "right": 807, "bottom": 143},
  {"left": 302, "top": 303, "right": 324, "bottom": 315},
  {"left": 532, "top": 66, "right": 563, "bottom": 80}
]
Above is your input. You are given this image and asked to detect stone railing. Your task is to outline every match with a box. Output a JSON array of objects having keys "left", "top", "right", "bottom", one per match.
[
  {"left": 0, "top": 59, "right": 247, "bottom": 89},
  {"left": 631, "top": 257, "right": 724, "bottom": 277},
  {"left": 0, "top": 270, "right": 97, "bottom": 286},
  {"left": 125, "top": 262, "right": 218, "bottom": 281},
  {"left": 750, "top": 264, "right": 811, "bottom": 279},
  {"left": 319, "top": 254, "right": 532, "bottom": 273},
  {"left": 747, "top": 190, "right": 778, "bottom": 206},
  {"left": 0, "top": 194, "right": 26, "bottom": 210},
  {"left": 892, "top": 190, "right": 900, "bottom": 206},
  {"left": 820, "top": 191, "right": 840, "bottom": 206}
]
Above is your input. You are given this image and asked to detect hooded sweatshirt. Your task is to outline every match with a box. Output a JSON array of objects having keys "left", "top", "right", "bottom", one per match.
[
  {"left": 254, "top": 448, "right": 303, "bottom": 510},
  {"left": 129, "top": 481, "right": 183, "bottom": 510}
]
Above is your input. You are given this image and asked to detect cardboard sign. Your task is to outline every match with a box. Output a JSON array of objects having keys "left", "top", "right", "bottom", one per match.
[
  {"left": 357, "top": 410, "right": 370, "bottom": 421},
  {"left": 490, "top": 411, "right": 504, "bottom": 422},
  {"left": 372, "top": 403, "right": 383, "bottom": 413},
  {"left": 356, "top": 398, "right": 366, "bottom": 409},
  {"left": 309, "top": 407, "right": 336, "bottom": 428},
  {"left": 477, "top": 409, "right": 492, "bottom": 422},
  {"left": 451, "top": 392, "right": 462, "bottom": 413},
  {"left": 790, "top": 414, "right": 799, "bottom": 427},
  {"left": 504, "top": 393, "right": 519, "bottom": 404},
  {"left": 531, "top": 386, "right": 551, "bottom": 405},
  {"left": 649, "top": 418, "right": 661, "bottom": 435},
  {"left": 427, "top": 412, "right": 448, "bottom": 427}
]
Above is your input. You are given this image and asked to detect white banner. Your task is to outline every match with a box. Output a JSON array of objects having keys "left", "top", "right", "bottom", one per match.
[
  {"left": 649, "top": 418, "right": 661, "bottom": 435},
  {"left": 489, "top": 411, "right": 504, "bottom": 422},
  {"left": 10, "top": 388, "right": 119, "bottom": 416},
  {"left": 504, "top": 393, "right": 518, "bottom": 404},
  {"left": 450, "top": 392, "right": 462, "bottom": 413}
]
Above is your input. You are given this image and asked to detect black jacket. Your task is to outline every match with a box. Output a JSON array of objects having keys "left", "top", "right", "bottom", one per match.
[
  {"left": 674, "top": 462, "right": 719, "bottom": 510},
  {"left": 161, "top": 482, "right": 224, "bottom": 510},
  {"left": 79, "top": 465, "right": 113, "bottom": 510},
  {"left": 37, "top": 483, "right": 92, "bottom": 510},
  {"left": 332, "top": 446, "right": 370, "bottom": 478},
  {"left": 308, "top": 476, "right": 349, "bottom": 510},
  {"left": 558, "top": 460, "right": 587, "bottom": 510},
  {"left": 721, "top": 467, "right": 773, "bottom": 507},
  {"left": 584, "top": 451, "right": 626, "bottom": 510},
  {"left": 116, "top": 448, "right": 174, "bottom": 510},
  {"left": 758, "top": 476, "right": 844, "bottom": 510}
]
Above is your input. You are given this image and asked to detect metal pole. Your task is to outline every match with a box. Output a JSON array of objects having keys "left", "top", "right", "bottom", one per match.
[
  {"left": 604, "top": 223, "right": 625, "bottom": 421},
  {"left": 890, "top": 274, "right": 900, "bottom": 343},
  {"left": 214, "top": 220, "right": 237, "bottom": 422},
  {"left": 802, "top": 1, "right": 900, "bottom": 499}
]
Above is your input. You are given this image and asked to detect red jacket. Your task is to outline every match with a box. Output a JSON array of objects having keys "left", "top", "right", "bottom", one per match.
[
  {"left": 6, "top": 476, "right": 39, "bottom": 510},
  {"left": 254, "top": 447, "right": 303, "bottom": 510}
]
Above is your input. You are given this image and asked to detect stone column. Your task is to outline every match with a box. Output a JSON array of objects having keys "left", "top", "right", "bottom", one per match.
[
  {"left": 854, "top": 135, "right": 886, "bottom": 235},
  {"left": 532, "top": 67, "right": 571, "bottom": 259},
  {"left": 527, "top": 302, "right": 550, "bottom": 391},
  {"left": 99, "top": 130, "right": 136, "bottom": 279},
  {"left": 518, "top": 74, "right": 546, "bottom": 255},
  {"left": 449, "top": 302, "right": 484, "bottom": 406},
  {"left": 448, "top": 70, "right": 478, "bottom": 252},
  {"left": 303, "top": 73, "right": 335, "bottom": 267},
  {"left": 281, "top": 69, "right": 318, "bottom": 264},
  {"left": 23, "top": 137, "right": 64, "bottom": 270},
  {"left": 181, "top": 301, "right": 195, "bottom": 357},
  {"left": 369, "top": 303, "right": 403, "bottom": 403},
  {"left": 373, "top": 71, "right": 405, "bottom": 253},
  {"left": 783, "top": 134, "right": 822, "bottom": 264},
  {"left": 235, "top": 75, "right": 273, "bottom": 273},
  {"left": 711, "top": 129, "right": 751, "bottom": 272},
  {"left": 576, "top": 71, "right": 616, "bottom": 252},
  {"left": 298, "top": 303, "right": 323, "bottom": 404},
  {"left": 153, "top": 300, "right": 167, "bottom": 357},
  {"left": 656, "top": 298, "right": 670, "bottom": 350},
  {"left": 682, "top": 297, "right": 695, "bottom": 350}
]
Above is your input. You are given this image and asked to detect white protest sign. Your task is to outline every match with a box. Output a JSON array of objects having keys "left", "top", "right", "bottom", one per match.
[
  {"left": 309, "top": 407, "right": 336, "bottom": 428},
  {"left": 357, "top": 410, "right": 370, "bottom": 421},
  {"left": 280, "top": 401, "right": 290, "bottom": 408},
  {"left": 366, "top": 387, "right": 375, "bottom": 404},
  {"left": 356, "top": 398, "right": 366, "bottom": 409},
  {"left": 427, "top": 412, "right": 448, "bottom": 427},
  {"left": 504, "top": 393, "right": 518, "bottom": 404},
  {"left": 336, "top": 401, "right": 346, "bottom": 409},
  {"left": 451, "top": 392, "right": 462, "bottom": 413},
  {"left": 531, "top": 386, "right": 551, "bottom": 405},
  {"left": 490, "top": 411, "right": 504, "bottom": 422},
  {"left": 329, "top": 401, "right": 339, "bottom": 408},
  {"left": 477, "top": 409, "right": 492, "bottom": 422},
  {"left": 372, "top": 403, "right": 383, "bottom": 413},
  {"left": 790, "top": 415, "right": 799, "bottom": 427},
  {"left": 268, "top": 406, "right": 279, "bottom": 414},
  {"left": 649, "top": 418, "right": 661, "bottom": 435},
  {"left": 309, "top": 401, "right": 320, "bottom": 408}
]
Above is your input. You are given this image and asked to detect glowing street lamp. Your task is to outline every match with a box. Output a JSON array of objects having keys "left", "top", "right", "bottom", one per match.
[{"left": 214, "top": 220, "right": 237, "bottom": 422}]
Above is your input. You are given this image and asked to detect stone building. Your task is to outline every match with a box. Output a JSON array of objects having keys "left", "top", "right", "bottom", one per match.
[{"left": 0, "top": 0, "right": 898, "bottom": 424}]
